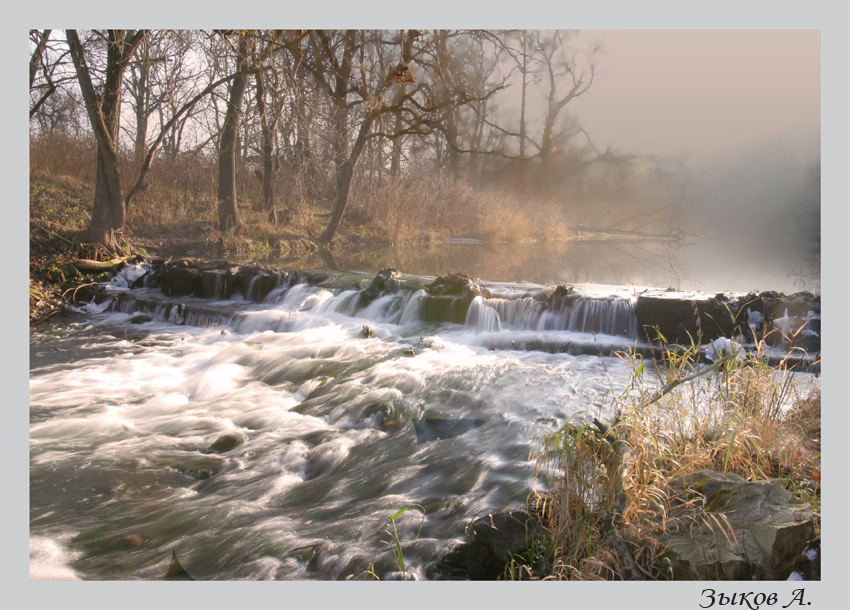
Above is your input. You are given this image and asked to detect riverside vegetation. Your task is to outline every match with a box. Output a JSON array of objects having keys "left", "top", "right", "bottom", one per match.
[
  {"left": 29, "top": 164, "right": 820, "bottom": 581},
  {"left": 29, "top": 139, "right": 576, "bottom": 325},
  {"left": 511, "top": 334, "right": 821, "bottom": 580}
]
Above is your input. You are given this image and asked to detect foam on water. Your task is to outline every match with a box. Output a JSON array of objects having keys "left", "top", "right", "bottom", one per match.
[
  {"left": 30, "top": 535, "right": 80, "bottom": 580},
  {"left": 27, "top": 274, "right": 667, "bottom": 579}
]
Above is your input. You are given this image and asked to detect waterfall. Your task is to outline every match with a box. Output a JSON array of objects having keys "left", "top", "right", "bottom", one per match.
[
  {"left": 109, "top": 270, "right": 641, "bottom": 344},
  {"left": 540, "top": 296, "right": 638, "bottom": 337},
  {"left": 399, "top": 290, "right": 427, "bottom": 326},
  {"left": 465, "top": 296, "right": 502, "bottom": 333}
]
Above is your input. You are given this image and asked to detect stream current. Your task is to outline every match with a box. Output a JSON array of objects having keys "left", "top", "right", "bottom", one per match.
[{"left": 27, "top": 270, "right": 809, "bottom": 580}]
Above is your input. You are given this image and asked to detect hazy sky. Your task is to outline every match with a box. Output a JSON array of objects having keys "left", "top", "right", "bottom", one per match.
[{"left": 567, "top": 30, "right": 820, "bottom": 165}]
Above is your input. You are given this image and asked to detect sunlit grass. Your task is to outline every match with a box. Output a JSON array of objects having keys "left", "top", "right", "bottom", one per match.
[{"left": 519, "top": 335, "right": 821, "bottom": 580}]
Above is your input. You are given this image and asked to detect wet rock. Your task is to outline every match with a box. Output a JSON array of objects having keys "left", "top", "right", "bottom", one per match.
[
  {"left": 425, "top": 273, "right": 484, "bottom": 299},
  {"left": 301, "top": 270, "right": 329, "bottom": 285},
  {"left": 766, "top": 292, "right": 820, "bottom": 352},
  {"left": 412, "top": 417, "right": 487, "bottom": 444},
  {"left": 129, "top": 314, "right": 151, "bottom": 324},
  {"left": 421, "top": 295, "right": 472, "bottom": 325},
  {"left": 288, "top": 542, "right": 322, "bottom": 565},
  {"left": 660, "top": 470, "right": 815, "bottom": 580},
  {"left": 122, "top": 534, "right": 144, "bottom": 548},
  {"left": 360, "top": 324, "right": 373, "bottom": 338},
  {"left": 360, "top": 268, "right": 400, "bottom": 306},
  {"left": 548, "top": 284, "right": 582, "bottom": 310},
  {"left": 199, "top": 270, "right": 236, "bottom": 299},
  {"left": 208, "top": 433, "right": 243, "bottom": 453},
  {"left": 168, "top": 258, "right": 200, "bottom": 269},
  {"left": 552, "top": 284, "right": 574, "bottom": 298},
  {"left": 185, "top": 467, "right": 214, "bottom": 480},
  {"left": 787, "top": 537, "right": 820, "bottom": 581},
  {"left": 164, "top": 550, "right": 195, "bottom": 581},
  {"left": 69, "top": 283, "right": 110, "bottom": 305},
  {"left": 636, "top": 291, "right": 763, "bottom": 344},
  {"left": 161, "top": 266, "right": 200, "bottom": 297},
  {"left": 430, "top": 510, "right": 538, "bottom": 580},
  {"left": 238, "top": 272, "right": 275, "bottom": 302},
  {"left": 196, "top": 260, "right": 231, "bottom": 271}
]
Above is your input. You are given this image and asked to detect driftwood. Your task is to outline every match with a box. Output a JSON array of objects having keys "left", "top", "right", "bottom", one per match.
[
  {"left": 571, "top": 224, "right": 683, "bottom": 241},
  {"left": 71, "top": 256, "right": 131, "bottom": 272},
  {"left": 637, "top": 361, "right": 722, "bottom": 409}
]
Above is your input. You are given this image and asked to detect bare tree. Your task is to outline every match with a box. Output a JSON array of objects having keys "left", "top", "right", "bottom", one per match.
[
  {"left": 299, "top": 30, "right": 419, "bottom": 244},
  {"left": 30, "top": 30, "right": 80, "bottom": 128},
  {"left": 216, "top": 30, "right": 254, "bottom": 232},
  {"left": 537, "top": 32, "right": 596, "bottom": 180},
  {"left": 66, "top": 29, "right": 146, "bottom": 248}
]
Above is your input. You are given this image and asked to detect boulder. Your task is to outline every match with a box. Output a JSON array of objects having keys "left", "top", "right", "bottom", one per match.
[
  {"left": 161, "top": 266, "right": 200, "bottom": 297},
  {"left": 208, "top": 433, "right": 243, "bottom": 454},
  {"left": 412, "top": 417, "right": 487, "bottom": 444},
  {"left": 660, "top": 470, "right": 815, "bottom": 580},
  {"left": 635, "top": 291, "right": 751, "bottom": 344},
  {"left": 360, "top": 268, "right": 400, "bottom": 306},
  {"left": 421, "top": 296, "right": 472, "bottom": 325},
  {"left": 199, "top": 270, "right": 236, "bottom": 299},
  {"left": 425, "top": 273, "right": 485, "bottom": 299},
  {"left": 430, "top": 510, "right": 537, "bottom": 580}
]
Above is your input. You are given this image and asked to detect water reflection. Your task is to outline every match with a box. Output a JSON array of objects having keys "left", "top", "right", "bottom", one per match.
[{"left": 262, "top": 237, "right": 819, "bottom": 295}]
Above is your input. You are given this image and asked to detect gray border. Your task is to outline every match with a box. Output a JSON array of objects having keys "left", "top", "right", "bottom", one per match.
[{"left": 13, "top": 1, "right": 844, "bottom": 608}]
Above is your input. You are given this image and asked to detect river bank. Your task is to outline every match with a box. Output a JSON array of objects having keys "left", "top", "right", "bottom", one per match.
[{"left": 30, "top": 256, "right": 821, "bottom": 580}]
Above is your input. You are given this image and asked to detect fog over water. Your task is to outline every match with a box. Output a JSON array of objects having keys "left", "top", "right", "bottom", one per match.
[{"left": 492, "top": 30, "right": 821, "bottom": 292}]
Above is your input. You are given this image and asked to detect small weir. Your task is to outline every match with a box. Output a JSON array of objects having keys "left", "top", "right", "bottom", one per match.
[
  {"left": 112, "top": 266, "right": 645, "bottom": 358},
  {"left": 109, "top": 260, "right": 819, "bottom": 366},
  {"left": 29, "top": 259, "right": 820, "bottom": 580}
]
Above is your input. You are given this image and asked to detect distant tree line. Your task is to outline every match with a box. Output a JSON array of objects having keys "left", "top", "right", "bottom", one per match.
[{"left": 29, "top": 29, "right": 665, "bottom": 250}]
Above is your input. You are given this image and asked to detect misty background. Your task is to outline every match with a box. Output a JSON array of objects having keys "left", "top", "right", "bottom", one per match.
[
  {"left": 29, "top": 29, "right": 821, "bottom": 293},
  {"left": 568, "top": 30, "right": 820, "bottom": 292}
]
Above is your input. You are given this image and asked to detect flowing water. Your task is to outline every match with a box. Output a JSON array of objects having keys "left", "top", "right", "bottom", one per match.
[
  {"left": 29, "top": 264, "right": 817, "bottom": 580},
  {"left": 270, "top": 237, "right": 821, "bottom": 295}
]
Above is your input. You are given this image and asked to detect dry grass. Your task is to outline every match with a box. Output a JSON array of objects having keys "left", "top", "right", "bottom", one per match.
[
  {"left": 347, "top": 176, "right": 573, "bottom": 245},
  {"left": 31, "top": 134, "right": 574, "bottom": 251},
  {"left": 521, "top": 341, "right": 821, "bottom": 581}
]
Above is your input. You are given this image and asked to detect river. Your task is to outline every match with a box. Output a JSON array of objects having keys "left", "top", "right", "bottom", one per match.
[{"left": 29, "top": 242, "right": 819, "bottom": 580}]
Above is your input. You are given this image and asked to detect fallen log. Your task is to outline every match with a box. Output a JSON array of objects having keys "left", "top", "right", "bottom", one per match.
[
  {"left": 571, "top": 224, "right": 683, "bottom": 241},
  {"left": 71, "top": 256, "right": 131, "bottom": 272}
]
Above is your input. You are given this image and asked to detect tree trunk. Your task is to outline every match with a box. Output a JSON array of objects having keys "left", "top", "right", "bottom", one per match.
[
  {"left": 318, "top": 29, "right": 418, "bottom": 245},
  {"left": 255, "top": 67, "right": 277, "bottom": 219},
  {"left": 217, "top": 33, "right": 251, "bottom": 233},
  {"left": 519, "top": 32, "right": 528, "bottom": 160},
  {"left": 390, "top": 111, "right": 403, "bottom": 177},
  {"left": 435, "top": 31, "right": 459, "bottom": 178},
  {"left": 29, "top": 29, "right": 51, "bottom": 89},
  {"left": 132, "top": 41, "right": 149, "bottom": 168},
  {"left": 66, "top": 29, "right": 144, "bottom": 248},
  {"left": 320, "top": 116, "right": 373, "bottom": 243}
]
